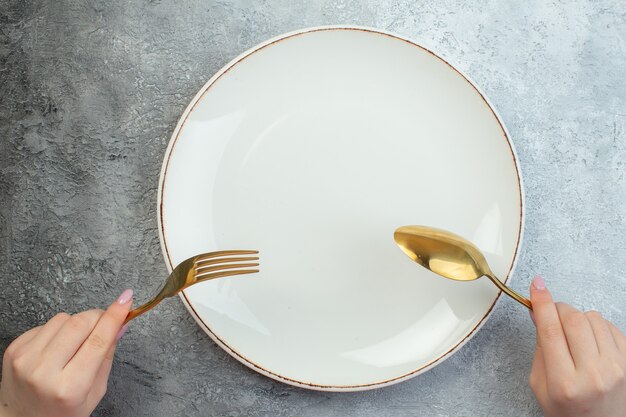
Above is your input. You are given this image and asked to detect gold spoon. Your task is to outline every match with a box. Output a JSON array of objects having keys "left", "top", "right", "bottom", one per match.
[{"left": 394, "top": 225, "right": 532, "bottom": 310}]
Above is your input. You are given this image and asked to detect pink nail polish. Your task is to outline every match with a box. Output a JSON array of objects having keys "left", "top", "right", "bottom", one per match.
[
  {"left": 532, "top": 275, "right": 546, "bottom": 290},
  {"left": 117, "top": 289, "right": 133, "bottom": 305},
  {"left": 116, "top": 324, "right": 129, "bottom": 341}
]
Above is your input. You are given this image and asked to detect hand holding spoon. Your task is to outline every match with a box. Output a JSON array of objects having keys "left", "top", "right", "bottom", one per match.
[{"left": 394, "top": 225, "right": 532, "bottom": 310}]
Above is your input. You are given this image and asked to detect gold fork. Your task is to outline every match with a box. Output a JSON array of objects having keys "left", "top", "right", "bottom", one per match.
[{"left": 125, "top": 250, "right": 259, "bottom": 323}]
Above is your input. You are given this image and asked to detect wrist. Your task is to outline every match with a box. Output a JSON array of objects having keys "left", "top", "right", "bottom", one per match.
[
  {"left": 0, "top": 393, "right": 16, "bottom": 417},
  {"left": 0, "top": 404, "right": 17, "bottom": 417},
  {"left": 0, "top": 404, "right": 12, "bottom": 417}
]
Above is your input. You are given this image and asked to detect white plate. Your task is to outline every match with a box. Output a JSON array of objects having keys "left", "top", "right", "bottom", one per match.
[{"left": 158, "top": 26, "right": 523, "bottom": 391}]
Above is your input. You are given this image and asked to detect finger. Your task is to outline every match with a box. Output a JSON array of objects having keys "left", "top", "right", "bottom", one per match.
[
  {"left": 24, "top": 313, "right": 71, "bottom": 357},
  {"left": 86, "top": 344, "right": 116, "bottom": 409},
  {"left": 42, "top": 310, "right": 104, "bottom": 369},
  {"left": 65, "top": 289, "right": 133, "bottom": 387},
  {"left": 608, "top": 322, "right": 626, "bottom": 353},
  {"left": 2, "top": 326, "right": 41, "bottom": 377},
  {"left": 6, "top": 326, "right": 42, "bottom": 355},
  {"left": 585, "top": 311, "right": 620, "bottom": 356},
  {"left": 529, "top": 276, "right": 575, "bottom": 377},
  {"left": 555, "top": 303, "right": 599, "bottom": 367},
  {"left": 529, "top": 344, "right": 549, "bottom": 404}
]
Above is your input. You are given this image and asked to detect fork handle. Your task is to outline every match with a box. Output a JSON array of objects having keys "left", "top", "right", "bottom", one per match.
[{"left": 124, "top": 295, "right": 166, "bottom": 324}]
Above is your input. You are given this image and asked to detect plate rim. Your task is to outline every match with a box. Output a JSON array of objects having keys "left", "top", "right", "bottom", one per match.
[{"left": 156, "top": 25, "right": 525, "bottom": 392}]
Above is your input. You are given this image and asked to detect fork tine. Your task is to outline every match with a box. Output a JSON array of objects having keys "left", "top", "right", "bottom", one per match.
[
  {"left": 195, "top": 256, "right": 259, "bottom": 268},
  {"left": 195, "top": 262, "right": 259, "bottom": 273},
  {"left": 194, "top": 250, "right": 258, "bottom": 264},
  {"left": 195, "top": 268, "right": 259, "bottom": 282}
]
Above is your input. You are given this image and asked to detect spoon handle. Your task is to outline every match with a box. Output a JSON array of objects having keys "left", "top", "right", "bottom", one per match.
[{"left": 485, "top": 274, "right": 533, "bottom": 310}]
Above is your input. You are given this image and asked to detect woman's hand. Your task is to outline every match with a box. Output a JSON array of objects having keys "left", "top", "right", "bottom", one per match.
[
  {"left": 0, "top": 290, "right": 133, "bottom": 417},
  {"left": 529, "top": 276, "right": 626, "bottom": 417}
]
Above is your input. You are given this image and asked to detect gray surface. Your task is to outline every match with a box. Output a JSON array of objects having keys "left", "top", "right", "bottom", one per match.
[{"left": 1, "top": 0, "right": 625, "bottom": 416}]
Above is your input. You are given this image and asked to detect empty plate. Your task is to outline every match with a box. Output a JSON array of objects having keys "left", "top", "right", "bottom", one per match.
[{"left": 158, "top": 26, "right": 523, "bottom": 391}]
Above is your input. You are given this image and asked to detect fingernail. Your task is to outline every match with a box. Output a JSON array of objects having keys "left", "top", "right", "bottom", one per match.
[
  {"left": 532, "top": 275, "right": 546, "bottom": 290},
  {"left": 116, "top": 289, "right": 133, "bottom": 305},
  {"left": 115, "top": 324, "right": 129, "bottom": 342}
]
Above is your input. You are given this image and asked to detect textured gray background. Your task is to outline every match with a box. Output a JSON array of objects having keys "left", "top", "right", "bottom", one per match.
[{"left": 1, "top": 0, "right": 625, "bottom": 416}]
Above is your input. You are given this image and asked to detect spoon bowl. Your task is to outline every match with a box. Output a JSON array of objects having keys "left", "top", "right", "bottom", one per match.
[{"left": 394, "top": 225, "right": 532, "bottom": 309}]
